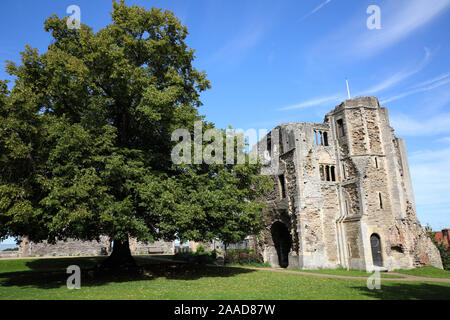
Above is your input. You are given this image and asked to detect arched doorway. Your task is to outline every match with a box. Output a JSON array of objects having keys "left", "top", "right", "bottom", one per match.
[
  {"left": 370, "top": 234, "right": 383, "bottom": 267},
  {"left": 271, "top": 222, "right": 292, "bottom": 268}
]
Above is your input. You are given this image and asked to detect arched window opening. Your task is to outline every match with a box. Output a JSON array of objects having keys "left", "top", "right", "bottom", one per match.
[
  {"left": 330, "top": 166, "right": 336, "bottom": 181},
  {"left": 271, "top": 222, "right": 292, "bottom": 268},
  {"left": 323, "top": 132, "right": 329, "bottom": 146},
  {"left": 370, "top": 234, "right": 383, "bottom": 267}
]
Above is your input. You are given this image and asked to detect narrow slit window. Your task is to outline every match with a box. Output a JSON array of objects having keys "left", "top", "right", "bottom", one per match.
[
  {"left": 267, "top": 136, "right": 272, "bottom": 157},
  {"left": 378, "top": 192, "right": 383, "bottom": 209},
  {"left": 375, "top": 157, "right": 378, "bottom": 168},
  {"left": 331, "top": 166, "right": 336, "bottom": 181},
  {"left": 279, "top": 174, "right": 286, "bottom": 198},
  {"left": 337, "top": 119, "right": 345, "bottom": 137},
  {"left": 325, "top": 165, "right": 330, "bottom": 181},
  {"left": 319, "top": 165, "right": 325, "bottom": 181},
  {"left": 323, "top": 132, "right": 329, "bottom": 146}
]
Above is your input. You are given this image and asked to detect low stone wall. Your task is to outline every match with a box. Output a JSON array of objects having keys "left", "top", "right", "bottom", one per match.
[
  {"left": 18, "top": 236, "right": 175, "bottom": 257},
  {"left": 0, "top": 251, "right": 19, "bottom": 258},
  {"left": 130, "top": 238, "right": 174, "bottom": 254},
  {"left": 19, "top": 237, "right": 109, "bottom": 257}
]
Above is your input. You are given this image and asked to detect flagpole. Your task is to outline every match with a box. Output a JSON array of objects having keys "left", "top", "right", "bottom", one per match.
[{"left": 346, "top": 78, "right": 351, "bottom": 99}]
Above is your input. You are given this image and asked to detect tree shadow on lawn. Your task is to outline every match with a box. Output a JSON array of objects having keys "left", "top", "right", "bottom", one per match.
[
  {"left": 351, "top": 282, "right": 450, "bottom": 300},
  {"left": 0, "top": 257, "right": 255, "bottom": 290}
]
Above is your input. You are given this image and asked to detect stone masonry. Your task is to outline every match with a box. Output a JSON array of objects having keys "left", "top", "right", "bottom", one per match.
[
  {"left": 255, "top": 96, "right": 443, "bottom": 271},
  {"left": 18, "top": 236, "right": 174, "bottom": 257}
]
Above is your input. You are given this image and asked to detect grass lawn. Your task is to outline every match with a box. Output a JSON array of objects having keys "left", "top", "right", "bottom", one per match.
[
  {"left": 0, "top": 257, "right": 449, "bottom": 300},
  {"left": 392, "top": 266, "right": 450, "bottom": 279}
]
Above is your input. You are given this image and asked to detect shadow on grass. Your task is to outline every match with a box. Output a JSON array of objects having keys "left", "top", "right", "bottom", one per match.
[
  {"left": 0, "top": 256, "right": 255, "bottom": 290},
  {"left": 352, "top": 282, "right": 450, "bottom": 300}
]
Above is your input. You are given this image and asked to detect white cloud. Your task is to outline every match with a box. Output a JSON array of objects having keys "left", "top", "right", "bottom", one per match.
[
  {"left": 436, "top": 136, "right": 450, "bottom": 143},
  {"left": 357, "top": 48, "right": 431, "bottom": 96},
  {"left": 410, "top": 71, "right": 450, "bottom": 89},
  {"left": 205, "top": 4, "right": 281, "bottom": 66},
  {"left": 355, "top": 0, "right": 450, "bottom": 57},
  {"left": 300, "top": 0, "right": 332, "bottom": 21},
  {"left": 408, "top": 147, "right": 450, "bottom": 229},
  {"left": 390, "top": 113, "right": 450, "bottom": 136},
  {"left": 278, "top": 93, "right": 344, "bottom": 111},
  {"left": 381, "top": 71, "right": 450, "bottom": 104},
  {"left": 279, "top": 48, "right": 431, "bottom": 112},
  {"left": 311, "top": 0, "right": 450, "bottom": 60}
]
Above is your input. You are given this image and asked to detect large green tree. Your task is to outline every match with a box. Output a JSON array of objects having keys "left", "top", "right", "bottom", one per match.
[{"left": 0, "top": 1, "right": 271, "bottom": 268}]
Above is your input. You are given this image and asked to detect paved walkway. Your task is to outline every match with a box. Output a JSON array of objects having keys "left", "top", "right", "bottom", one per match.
[{"left": 143, "top": 256, "right": 450, "bottom": 284}]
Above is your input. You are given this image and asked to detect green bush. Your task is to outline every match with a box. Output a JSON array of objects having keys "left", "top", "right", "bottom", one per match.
[
  {"left": 224, "top": 249, "right": 263, "bottom": 265},
  {"left": 174, "top": 249, "right": 217, "bottom": 265},
  {"left": 437, "top": 245, "right": 450, "bottom": 270},
  {"left": 426, "top": 227, "right": 450, "bottom": 271}
]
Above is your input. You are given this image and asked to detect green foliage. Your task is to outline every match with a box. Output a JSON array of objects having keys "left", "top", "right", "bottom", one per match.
[
  {"left": 174, "top": 249, "right": 217, "bottom": 265},
  {"left": 224, "top": 249, "right": 264, "bottom": 265},
  {"left": 425, "top": 226, "right": 450, "bottom": 271},
  {"left": 436, "top": 244, "right": 450, "bottom": 271},
  {"left": 393, "top": 266, "right": 450, "bottom": 279},
  {"left": 1, "top": 257, "right": 450, "bottom": 300},
  {"left": 0, "top": 0, "right": 272, "bottom": 252},
  {"left": 196, "top": 245, "right": 205, "bottom": 254}
]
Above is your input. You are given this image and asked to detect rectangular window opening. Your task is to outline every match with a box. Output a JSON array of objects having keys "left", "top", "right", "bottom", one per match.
[
  {"left": 337, "top": 119, "right": 345, "bottom": 137},
  {"left": 331, "top": 166, "right": 336, "bottom": 181},
  {"left": 279, "top": 174, "right": 286, "bottom": 199}
]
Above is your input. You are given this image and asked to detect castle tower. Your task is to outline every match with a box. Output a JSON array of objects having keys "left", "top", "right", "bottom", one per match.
[{"left": 257, "top": 97, "right": 442, "bottom": 271}]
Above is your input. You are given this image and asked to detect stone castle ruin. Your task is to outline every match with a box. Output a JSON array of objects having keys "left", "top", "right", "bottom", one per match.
[
  {"left": 255, "top": 97, "right": 442, "bottom": 271},
  {"left": 16, "top": 96, "right": 442, "bottom": 271},
  {"left": 18, "top": 236, "right": 175, "bottom": 257}
]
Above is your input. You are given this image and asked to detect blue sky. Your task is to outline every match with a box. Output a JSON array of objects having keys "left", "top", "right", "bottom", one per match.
[{"left": 1, "top": 0, "right": 449, "bottom": 243}]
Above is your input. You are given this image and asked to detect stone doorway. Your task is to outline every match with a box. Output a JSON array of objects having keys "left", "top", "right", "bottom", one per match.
[
  {"left": 271, "top": 221, "right": 292, "bottom": 268},
  {"left": 370, "top": 233, "right": 383, "bottom": 267}
]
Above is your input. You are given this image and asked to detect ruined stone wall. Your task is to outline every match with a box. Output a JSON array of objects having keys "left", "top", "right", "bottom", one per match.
[
  {"left": 19, "top": 236, "right": 174, "bottom": 257},
  {"left": 295, "top": 123, "right": 341, "bottom": 269},
  {"left": 129, "top": 238, "right": 174, "bottom": 254},
  {"left": 320, "top": 183, "right": 339, "bottom": 264},
  {"left": 281, "top": 149, "right": 300, "bottom": 254},
  {"left": 257, "top": 96, "right": 442, "bottom": 271},
  {"left": 19, "top": 236, "right": 110, "bottom": 257}
]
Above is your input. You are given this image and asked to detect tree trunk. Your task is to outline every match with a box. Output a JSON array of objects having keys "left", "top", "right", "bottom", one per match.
[{"left": 100, "top": 237, "right": 136, "bottom": 269}]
